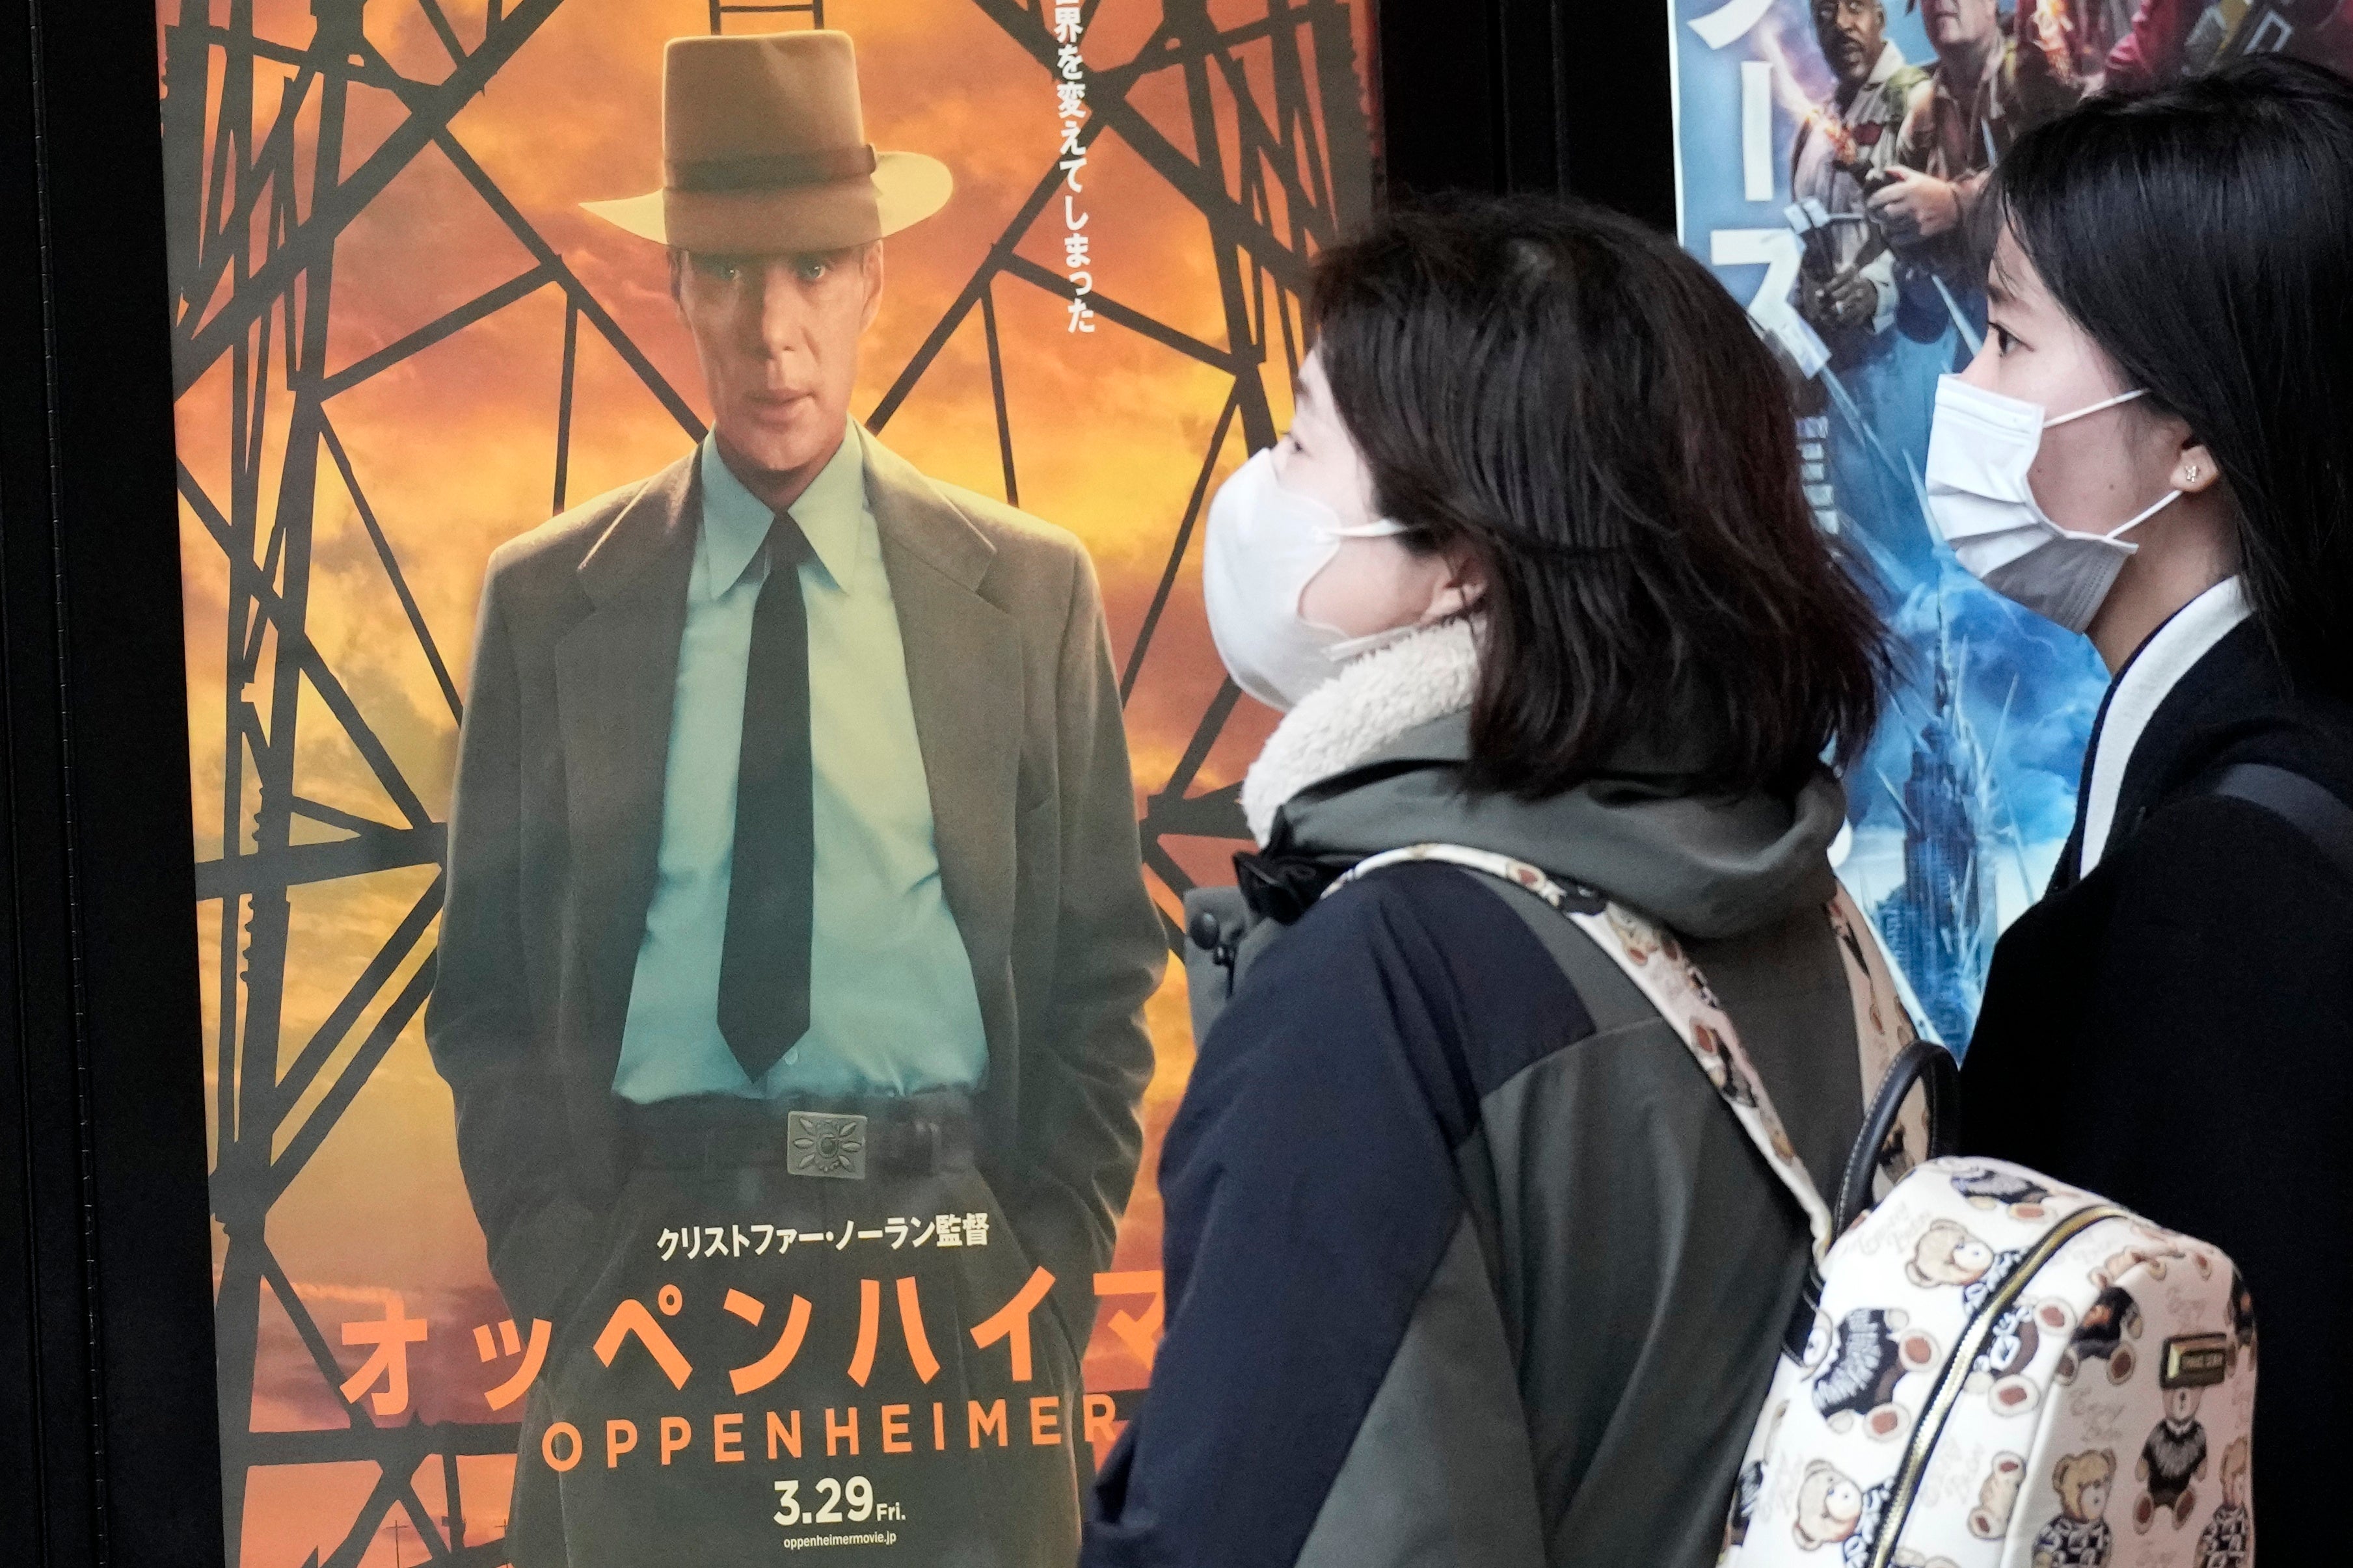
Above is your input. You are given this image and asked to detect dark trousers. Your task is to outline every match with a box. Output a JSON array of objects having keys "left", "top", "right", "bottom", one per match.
[{"left": 509, "top": 1091, "right": 1085, "bottom": 1567}]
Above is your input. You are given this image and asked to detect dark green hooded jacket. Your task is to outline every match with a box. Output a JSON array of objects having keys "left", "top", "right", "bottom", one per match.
[{"left": 1086, "top": 711, "right": 1877, "bottom": 1568}]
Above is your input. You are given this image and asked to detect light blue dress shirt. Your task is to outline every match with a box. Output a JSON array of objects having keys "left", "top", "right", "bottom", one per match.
[{"left": 612, "top": 426, "right": 989, "bottom": 1102}]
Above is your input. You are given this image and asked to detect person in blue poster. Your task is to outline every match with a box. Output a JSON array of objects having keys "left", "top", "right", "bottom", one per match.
[
  {"left": 1674, "top": 0, "right": 2112, "bottom": 1045},
  {"left": 1678, "top": 0, "right": 2348, "bottom": 1045}
]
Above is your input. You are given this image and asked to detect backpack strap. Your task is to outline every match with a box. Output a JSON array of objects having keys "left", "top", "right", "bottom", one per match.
[
  {"left": 1823, "top": 882, "right": 1944, "bottom": 1199},
  {"left": 1329, "top": 843, "right": 1837, "bottom": 1262},
  {"left": 2209, "top": 762, "right": 2353, "bottom": 886},
  {"left": 1834, "top": 1039, "right": 1960, "bottom": 1236}
]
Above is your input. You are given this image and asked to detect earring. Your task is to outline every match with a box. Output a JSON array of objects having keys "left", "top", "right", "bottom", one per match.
[{"left": 2185, "top": 464, "right": 2200, "bottom": 483}]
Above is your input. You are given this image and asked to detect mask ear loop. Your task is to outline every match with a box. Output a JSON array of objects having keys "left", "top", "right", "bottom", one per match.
[
  {"left": 1284, "top": 512, "right": 1409, "bottom": 623},
  {"left": 2037, "top": 386, "right": 2182, "bottom": 538},
  {"left": 2101, "top": 487, "right": 2183, "bottom": 542},
  {"left": 2041, "top": 386, "right": 2149, "bottom": 429}
]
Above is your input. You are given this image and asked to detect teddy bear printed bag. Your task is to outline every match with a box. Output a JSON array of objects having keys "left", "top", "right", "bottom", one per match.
[{"left": 1332, "top": 845, "right": 2258, "bottom": 1568}]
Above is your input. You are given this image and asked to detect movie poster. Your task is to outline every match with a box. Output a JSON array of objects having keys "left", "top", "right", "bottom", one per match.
[
  {"left": 159, "top": 1, "right": 1375, "bottom": 1561},
  {"left": 1668, "top": 0, "right": 2343, "bottom": 1046}
]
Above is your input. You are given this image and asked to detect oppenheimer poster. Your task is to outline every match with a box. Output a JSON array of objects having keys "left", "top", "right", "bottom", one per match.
[{"left": 159, "top": 2, "right": 1376, "bottom": 1561}]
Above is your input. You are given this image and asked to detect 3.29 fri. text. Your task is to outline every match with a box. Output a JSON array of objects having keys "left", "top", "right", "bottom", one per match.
[{"left": 775, "top": 1476, "right": 902, "bottom": 1526}]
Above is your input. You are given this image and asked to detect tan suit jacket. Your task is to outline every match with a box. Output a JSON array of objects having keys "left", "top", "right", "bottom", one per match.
[{"left": 425, "top": 425, "right": 1166, "bottom": 1342}]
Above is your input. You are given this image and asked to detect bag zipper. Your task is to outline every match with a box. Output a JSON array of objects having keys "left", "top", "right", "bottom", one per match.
[{"left": 1866, "top": 1202, "right": 2129, "bottom": 1568}]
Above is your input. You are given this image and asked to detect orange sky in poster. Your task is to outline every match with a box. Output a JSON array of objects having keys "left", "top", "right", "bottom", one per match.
[{"left": 165, "top": 0, "right": 1375, "bottom": 1561}]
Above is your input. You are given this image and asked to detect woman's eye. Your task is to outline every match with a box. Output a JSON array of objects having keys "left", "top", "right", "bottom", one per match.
[{"left": 1991, "top": 323, "right": 2019, "bottom": 355}]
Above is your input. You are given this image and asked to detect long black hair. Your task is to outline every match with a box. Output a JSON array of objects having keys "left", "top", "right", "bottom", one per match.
[
  {"left": 1308, "top": 194, "right": 1885, "bottom": 798},
  {"left": 1990, "top": 55, "right": 2353, "bottom": 695}
]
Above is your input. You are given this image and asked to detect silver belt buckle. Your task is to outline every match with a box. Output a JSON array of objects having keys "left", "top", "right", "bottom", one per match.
[{"left": 786, "top": 1111, "right": 868, "bottom": 1180}]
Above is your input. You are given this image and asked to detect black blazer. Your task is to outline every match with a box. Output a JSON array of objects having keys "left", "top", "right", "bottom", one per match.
[{"left": 1963, "top": 617, "right": 2353, "bottom": 1557}]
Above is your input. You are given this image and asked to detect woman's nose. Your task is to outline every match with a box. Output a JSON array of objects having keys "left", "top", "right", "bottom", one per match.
[{"left": 1956, "top": 335, "right": 2000, "bottom": 389}]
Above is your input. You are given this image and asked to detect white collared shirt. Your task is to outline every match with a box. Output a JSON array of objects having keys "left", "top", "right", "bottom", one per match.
[
  {"left": 2077, "top": 576, "right": 2253, "bottom": 876},
  {"left": 613, "top": 422, "right": 988, "bottom": 1102}
]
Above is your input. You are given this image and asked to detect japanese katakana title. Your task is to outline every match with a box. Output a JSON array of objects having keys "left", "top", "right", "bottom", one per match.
[{"left": 327, "top": 1267, "right": 1171, "bottom": 1469}]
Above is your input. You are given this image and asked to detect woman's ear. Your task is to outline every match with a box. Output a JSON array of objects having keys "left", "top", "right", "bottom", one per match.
[
  {"left": 2170, "top": 434, "right": 2221, "bottom": 495},
  {"left": 1418, "top": 546, "right": 1486, "bottom": 624}
]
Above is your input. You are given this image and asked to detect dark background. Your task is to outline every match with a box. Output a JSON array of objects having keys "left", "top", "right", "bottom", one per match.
[
  {"left": 1381, "top": 0, "right": 1678, "bottom": 224},
  {"left": 0, "top": 0, "right": 1674, "bottom": 1561}
]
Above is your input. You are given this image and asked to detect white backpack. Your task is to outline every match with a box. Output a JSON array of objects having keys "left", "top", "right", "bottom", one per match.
[{"left": 1333, "top": 845, "right": 2258, "bottom": 1568}]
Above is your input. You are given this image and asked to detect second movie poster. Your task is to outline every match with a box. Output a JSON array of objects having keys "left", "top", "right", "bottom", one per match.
[
  {"left": 1671, "top": 0, "right": 2349, "bottom": 1047},
  {"left": 160, "top": 0, "right": 1377, "bottom": 1561}
]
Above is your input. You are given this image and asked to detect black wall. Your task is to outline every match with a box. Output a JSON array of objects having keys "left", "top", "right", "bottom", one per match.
[
  {"left": 1378, "top": 0, "right": 1678, "bottom": 228},
  {"left": 0, "top": 0, "right": 224, "bottom": 1563}
]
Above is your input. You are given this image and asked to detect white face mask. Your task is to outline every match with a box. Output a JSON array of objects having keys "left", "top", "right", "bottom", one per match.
[
  {"left": 1925, "top": 375, "right": 2184, "bottom": 635},
  {"left": 1202, "top": 447, "right": 1410, "bottom": 711}
]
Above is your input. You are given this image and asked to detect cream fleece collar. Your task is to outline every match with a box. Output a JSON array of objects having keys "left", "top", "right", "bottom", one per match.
[{"left": 1240, "top": 617, "right": 1481, "bottom": 845}]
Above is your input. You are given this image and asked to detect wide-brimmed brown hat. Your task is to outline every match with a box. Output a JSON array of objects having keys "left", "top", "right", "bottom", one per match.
[{"left": 582, "top": 31, "right": 951, "bottom": 254}]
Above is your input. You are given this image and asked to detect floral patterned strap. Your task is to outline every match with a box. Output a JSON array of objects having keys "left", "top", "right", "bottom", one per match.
[{"left": 1330, "top": 842, "right": 1836, "bottom": 1260}]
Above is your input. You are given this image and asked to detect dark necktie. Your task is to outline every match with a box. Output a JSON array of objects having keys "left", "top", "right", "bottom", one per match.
[{"left": 717, "top": 513, "right": 815, "bottom": 1081}]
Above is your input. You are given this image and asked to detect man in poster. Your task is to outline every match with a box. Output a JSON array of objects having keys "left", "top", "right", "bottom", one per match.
[
  {"left": 1789, "top": 0, "right": 1926, "bottom": 360},
  {"left": 1788, "top": 0, "right": 1941, "bottom": 579},
  {"left": 1870, "top": 0, "right": 2014, "bottom": 252},
  {"left": 426, "top": 30, "right": 1165, "bottom": 1564},
  {"left": 1867, "top": 0, "right": 2078, "bottom": 334}
]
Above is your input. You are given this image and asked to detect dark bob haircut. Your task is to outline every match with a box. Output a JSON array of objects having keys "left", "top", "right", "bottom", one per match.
[
  {"left": 1308, "top": 195, "right": 1885, "bottom": 799},
  {"left": 1989, "top": 55, "right": 2353, "bottom": 695}
]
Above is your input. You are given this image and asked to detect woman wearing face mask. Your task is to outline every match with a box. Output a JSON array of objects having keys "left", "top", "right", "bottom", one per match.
[
  {"left": 1083, "top": 198, "right": 1894, "bottom": 1568},
  {"left": 1944, "top": 57, "right": 2353, "bottom": 1554}
]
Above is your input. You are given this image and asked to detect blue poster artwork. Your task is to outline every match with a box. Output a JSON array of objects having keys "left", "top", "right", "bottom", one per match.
[{"left": 1667, "top": 0, "right": 2115, "bottom": 1048}]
